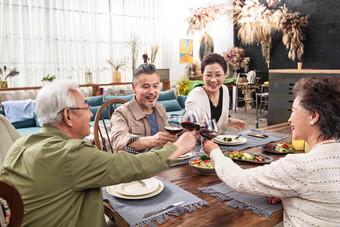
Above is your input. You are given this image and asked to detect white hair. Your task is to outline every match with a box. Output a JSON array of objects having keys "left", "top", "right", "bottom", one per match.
[{"left": 36, "top": 80, "right": 79, "bottom": 127}]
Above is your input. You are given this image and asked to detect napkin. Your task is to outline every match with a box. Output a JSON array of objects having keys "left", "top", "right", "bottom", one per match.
[
  {"left": 103, "top": 176, "right": 209, "bottom": 227},
  {"left": 218, "top": 129, "right": 288, "bottom": 151},
  {"left": 199, "top": 183, "right": 283, "bottom": 220}
]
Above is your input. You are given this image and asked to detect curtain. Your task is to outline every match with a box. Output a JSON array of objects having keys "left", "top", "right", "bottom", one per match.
[{"left": 0, "top": 0, "right": 162, "bottom": 87}]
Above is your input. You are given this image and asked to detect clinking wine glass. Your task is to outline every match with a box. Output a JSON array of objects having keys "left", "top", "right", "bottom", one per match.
[
  {"left": 165, "top": 114, "right": 183, "bottom": 135},
  {"left": 181, "top": 109, "right": 200, "bottom": 131},
  {"left": 199, "top": 119, "right": 218, "bottom": 155}
]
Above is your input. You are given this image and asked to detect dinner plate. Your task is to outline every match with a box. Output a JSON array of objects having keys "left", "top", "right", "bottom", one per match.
[
  {"left": 213, "top": 135, "right": 247, "bottom": 145},
  {"left": 177, "top": 151, "right": 193, "bottom": 160},
  {"left": 107, "top": 178, "right": 164, "bottom": 200},
  {"left": 229, "top": 154, "right": 273, "bottom": 164},
  {"left": 116, "top": 178, "right": 159, "bottom": 196},
  {"left": 263, "top": 144, "right": 294, "bottom": 154}
]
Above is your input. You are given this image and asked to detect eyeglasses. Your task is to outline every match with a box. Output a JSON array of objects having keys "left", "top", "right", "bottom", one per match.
[
  {"left": 203, "top": 74, "right": 224, "bottom": 79},
  {"left": 57, "top": 105, "right": 91, "bottom": 115}
]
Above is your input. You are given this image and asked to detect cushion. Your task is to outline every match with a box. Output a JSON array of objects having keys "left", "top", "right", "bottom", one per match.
[
  {"left": 105, "top": 94, "right": 135, "bottom": 114},
  {"left": 158, "top": 90, "right": 176, "bottom": 101},
  {"left": 0, "top": 108, "right": 5, "bottom": 116},
  {"left": 157, "top": 100, "right": 182, "bottom": 112},
  {"left": 33, "top": 112, "right": 41, "bottom": 127},
  {"left": 86, "top": 95, "right": 104, "bottom": 107},
  {"left": 176, "top": 95, "right": 187, "bottom": 109},
  {"left": 90, "top": 106, "right": 110, "bottom": 121},
  {"left": 12, "top": 119, "right": 36, "bottom": 129}
]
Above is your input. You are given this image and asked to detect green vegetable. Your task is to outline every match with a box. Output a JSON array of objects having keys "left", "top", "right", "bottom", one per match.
[
  {"left": 200, "top": 155, "right": 210, "bottom": 161},
  {"left": 227, "top": 138, "right": 232, "bottom": 142}
]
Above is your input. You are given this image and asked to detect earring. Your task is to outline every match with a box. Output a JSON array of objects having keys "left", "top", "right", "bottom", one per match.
[{"left": 310, "top": 121, "right": 314, "bottom": 125}]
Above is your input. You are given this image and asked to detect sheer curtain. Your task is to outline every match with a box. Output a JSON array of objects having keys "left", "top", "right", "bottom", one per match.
[{"left": 0, "top": 0, "right": 162, "bottom": 87}]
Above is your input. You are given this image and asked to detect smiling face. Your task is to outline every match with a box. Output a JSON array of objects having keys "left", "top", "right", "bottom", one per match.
[
  {"left": 132, "top": 72, "right": 160, "bottom": 113},
  {"left": 202, "top": 63, "right": 227, "bottom": 93},
  {"left": 288, "top": 96, "right": 311, "bottom": 140}
]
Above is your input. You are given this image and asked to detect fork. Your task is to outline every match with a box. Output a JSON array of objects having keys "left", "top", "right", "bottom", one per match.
[
  {"left": 138, "top": 180, "right": 146, "bottom": 187},
  {"left": 235, "top": 135, "right": 241, "bottom": 140}
]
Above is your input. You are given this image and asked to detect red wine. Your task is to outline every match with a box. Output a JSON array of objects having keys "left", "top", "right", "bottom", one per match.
[
  {"left": 165, "top": 126, "right": 183, "bottom": 134},
  {"left": 200, "top": 128, "right": 218, "bottom": 140},
  {"left": 181, "top": 122, "right": 200, "bottom": 131}
]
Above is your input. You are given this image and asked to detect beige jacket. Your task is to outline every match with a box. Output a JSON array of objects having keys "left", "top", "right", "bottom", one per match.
[{"left": 110, "top": 97, "right": 167, "bottom": 152}]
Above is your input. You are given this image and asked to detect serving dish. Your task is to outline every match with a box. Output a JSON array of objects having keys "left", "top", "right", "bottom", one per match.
[
  {"left": 213, "top": 135, "right": 247, "bottom": 145},
  {"left": 189, "top": 157, "right": 216, "bottom": 175},
  {"left": 263, "top": 143, "right": 294, "bottom": 154},
  {"left": 227, "top": 151, "right": 273, "bottom": 164}
]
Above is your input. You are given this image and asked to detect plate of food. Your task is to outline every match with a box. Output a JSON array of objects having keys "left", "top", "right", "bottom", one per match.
[
  {"left": 177, "top": 151, "right": 194, "bottom": 160},
  {"left": 107, "top": 177, "right": 164, "bottom": 200},
  {"left": 227, "top": 151, "right": 273, "bottom": 164},
  {"left": 213, "top": 135, "right": 247, "bottom": 145},
  {"left": 263, "top": 143, "right": 294, "bottom": 154},
  {"left": 189, "top": 155, "right": 215, "bottom": 175}
]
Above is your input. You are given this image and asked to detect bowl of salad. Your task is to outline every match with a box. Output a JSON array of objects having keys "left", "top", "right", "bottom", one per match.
[{"left": 189, "top": 155, "right": 215, "bottom": 175}]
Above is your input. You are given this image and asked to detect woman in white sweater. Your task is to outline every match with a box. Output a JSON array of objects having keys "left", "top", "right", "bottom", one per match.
[
  {"left": 204, "top": 76, "right": 340, "bottom": 226},
  {"left": 185, "top": 53, "right": 246, "bottom": 132}
]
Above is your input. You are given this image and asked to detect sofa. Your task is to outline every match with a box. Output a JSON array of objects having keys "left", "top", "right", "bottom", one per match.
[{"left": 0, "top": 90, "right": 187, "bottom": 136}]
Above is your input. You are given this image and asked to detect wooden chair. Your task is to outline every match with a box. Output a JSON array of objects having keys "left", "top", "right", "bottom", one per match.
[
  {"left": 93, "top": 99, "right": 127, "bottom": 153},
  {"left": 0, "top": 178, "right": 24, "bottom": 227}
]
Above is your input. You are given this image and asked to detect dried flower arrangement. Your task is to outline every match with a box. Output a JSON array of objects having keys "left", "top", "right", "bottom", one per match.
[
  {"left": 107, "top": 57, "right": 128, "bottom": 71},
  {"left": 185, "top": 4, "right": 225, "bottom": 35},
  {"left": 127, "top": 35, "right": 139, "bottom": 74},
  {"left": 233, "top": 0, "right": 309, "bottom": 66},
  {"left": 279, "top": 6, "right": 309, "bottom": 61},
  {"left": 150, "top": 43, "right": 159, "bottom": 64},
  {"left": 0, "top": 66, "right": 19, "bottom": 81},
  {"left": 222, "top": 47, "right": 250, "bottom": 72}
]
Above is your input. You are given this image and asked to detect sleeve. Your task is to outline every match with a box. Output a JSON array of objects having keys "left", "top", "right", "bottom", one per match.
[
  {"left": 110, "top": 107, "right": 135, "bottom": 151},
  {"left": 70, "top": 141, "right": 177, "bottom": 190},
  {"left": 210, "top": 149, "right": 308, "bottom": 198},
  {"left": 217, "top": 85, "right": 230, "bottom": 132},
  {"left": 185, "top": 88, "right": 209, "bottom": 120}
]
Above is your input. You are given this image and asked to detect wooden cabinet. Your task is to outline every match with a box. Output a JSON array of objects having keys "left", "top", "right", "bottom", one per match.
[{"left": 268, "top": 69, "right": 340, "bottom": 125}]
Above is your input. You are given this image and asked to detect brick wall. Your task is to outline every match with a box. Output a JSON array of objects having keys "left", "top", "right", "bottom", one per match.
[{"left": 234, "top": 0, "right": 340, "bottom": 81}]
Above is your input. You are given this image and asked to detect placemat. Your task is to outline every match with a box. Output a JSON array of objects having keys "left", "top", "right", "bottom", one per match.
[
  {"left": 103, "top": 176, "right": 209, "bottom": 227},
  {"left": 218, "top": 129, "right": 288, "bottom": 152},
  {"left": 199, "top": 183, "right": 283, "bottom": 220}
]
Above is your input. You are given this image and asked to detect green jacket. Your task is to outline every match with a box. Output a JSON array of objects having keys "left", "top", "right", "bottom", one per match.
[{"left": 1, "top": 126, "right": 176, "bottom": 227}]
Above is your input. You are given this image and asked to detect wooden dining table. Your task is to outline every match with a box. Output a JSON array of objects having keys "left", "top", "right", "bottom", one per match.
[{"left": 104, "top": 122, "right": 303, "bottom": 227}]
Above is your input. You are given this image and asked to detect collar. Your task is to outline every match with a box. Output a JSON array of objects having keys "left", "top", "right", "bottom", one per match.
[{"left": 41, "top": 126, "right": 70, "bottom": 140}]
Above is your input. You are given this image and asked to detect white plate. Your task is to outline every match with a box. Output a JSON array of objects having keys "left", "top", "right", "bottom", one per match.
[
  {"left": 107, "top": 178, "right": 164, "bottom": 200},
  {"left": 214, "top": 135, "right": 247, "bottom": 145},
  {"left": 177, "top": 151, "right": 193, "bottom": 160},
  {"left": 115, "top": 178, "right": 160, "bottom": 196}
]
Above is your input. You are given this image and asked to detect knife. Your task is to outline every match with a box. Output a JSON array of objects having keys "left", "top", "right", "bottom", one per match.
[{"left": 143, "top": 201, "right": 185, "bottom": 218}]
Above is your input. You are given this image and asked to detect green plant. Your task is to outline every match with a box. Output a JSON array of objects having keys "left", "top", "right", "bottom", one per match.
[
  {"left": 41, "top": 74, "right": 56, "bottom": 82},
  {"left": 176, "top": 75, "right": 190, "bottom": 95}
]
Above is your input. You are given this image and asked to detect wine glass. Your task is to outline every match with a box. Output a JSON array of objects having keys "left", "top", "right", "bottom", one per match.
[
  {"left": 181, "top": 109, "right": 200, "bottom": 131},
  {"left": 199, "top": 119, "right": 218, "bottom": 155},
  {"left": 165, "top": 114, "right": 183, "bottom": 135}
]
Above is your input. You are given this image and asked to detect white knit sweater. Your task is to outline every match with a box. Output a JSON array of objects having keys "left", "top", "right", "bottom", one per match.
[{"left": 210, "top": 143, "right": 340, "bottom": 226}]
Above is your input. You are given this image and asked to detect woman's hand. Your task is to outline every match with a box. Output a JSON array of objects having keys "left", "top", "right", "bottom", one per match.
[
  {"left": 230, "top": 119, "right": 247, "bottom": 131},
  {"left": 266, "top": 197, "right": 281, "bottom": 204},
  {"left": 203, "top": 140, "right": 220, "bottom": 156}
]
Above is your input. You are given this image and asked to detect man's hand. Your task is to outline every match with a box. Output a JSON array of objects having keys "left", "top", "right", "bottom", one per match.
[
  {"left": 150, "top": 132, "right": 177, "bottom": 148},
  {"left": 169, "top": 132, "right": 196, "bottom": 159},
  {"left": 266, "top": 197, "right": 281, "bottom": 204},
  {"left": 230, "top": 119, "right": 247, "bottom": 131},
  {"left": 203, "top": 140, "right": 220, "bottom": 156}
]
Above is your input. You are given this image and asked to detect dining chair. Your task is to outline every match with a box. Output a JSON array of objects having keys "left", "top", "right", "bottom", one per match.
[
  {"left": 234, "top": 73, "right": 256, "bottom": 114},
  {"left": 0, "top": 178, "right": 24, "bottom": 227},
  {"left": 93, "top": 99, "right": 127, "bottom": 153}
]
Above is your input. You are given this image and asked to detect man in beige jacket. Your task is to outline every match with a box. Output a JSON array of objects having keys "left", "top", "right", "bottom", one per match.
[{"left": 110, "top": 63, "right": 176, "bottom": 154}]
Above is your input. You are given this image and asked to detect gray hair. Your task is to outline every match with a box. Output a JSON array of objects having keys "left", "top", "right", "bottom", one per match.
[
  {"left": 133, "top": 63, "right": 158, "bottom": 85},
  {"left": 36, "top": 80, "right": 79, "bottom": 127}
]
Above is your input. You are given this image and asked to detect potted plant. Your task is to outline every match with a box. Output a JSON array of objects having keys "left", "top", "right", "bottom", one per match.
[
  {"left": 107, "top": 57, "right": 128, "bottom": 83},
  {"left": 0, "top": 66, "right": 20, "bottom": 88},
  {"left": 41, "top": 74, "right": 56, "bottom": 84}
]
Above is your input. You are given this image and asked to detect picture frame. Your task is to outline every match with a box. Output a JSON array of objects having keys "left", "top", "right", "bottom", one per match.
[{"left": 199, "top": 32, "right": 214, "bottom": 61}]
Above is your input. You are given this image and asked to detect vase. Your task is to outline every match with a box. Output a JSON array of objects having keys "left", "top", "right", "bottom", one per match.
[
  {"left": 112, "top": 70, "right": 121, "bottom": 83},
  {"left": 0, "top": 80, "right": 8, "bottom": 88}
]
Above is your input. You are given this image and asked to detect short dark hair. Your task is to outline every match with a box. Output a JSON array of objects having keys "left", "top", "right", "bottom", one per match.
[
  {"left": 293, "top": 76, "right": 340, "bottom": 140},
  {"left": 133, "top": 63, "right": 158, "bottom": 85},
  {"left": 201, "top": 53, "right": 228, "bottom": 74}
]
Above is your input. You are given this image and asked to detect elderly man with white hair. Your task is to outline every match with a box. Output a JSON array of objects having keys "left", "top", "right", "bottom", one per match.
[{"left": 0, "top": 80, "right": 196, "bottom": 227}]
